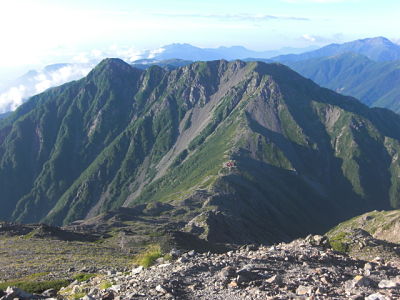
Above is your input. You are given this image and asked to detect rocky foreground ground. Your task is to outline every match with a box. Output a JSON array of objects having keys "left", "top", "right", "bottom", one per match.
[{"left": 2, "top": 235, "right": 400, "bottom": 300}]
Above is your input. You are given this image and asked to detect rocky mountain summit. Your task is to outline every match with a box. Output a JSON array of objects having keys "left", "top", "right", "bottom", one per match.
[
  {"left": 1, "top": 234, "right": 400, "bottom": 300},
  {"left": 3, "top": 58, "right": 400, "bottom": 245}
]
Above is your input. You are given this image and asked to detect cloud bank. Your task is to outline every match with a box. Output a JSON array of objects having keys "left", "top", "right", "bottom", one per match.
[
  {"left": 0, "top": 45, "right": 167, "bottom": 114},
  {"left": 0, "top": 85, "right": 26, "bottom": 113},
  {"left": 0, "top": 64, "right": 92, "bottom": 114}
]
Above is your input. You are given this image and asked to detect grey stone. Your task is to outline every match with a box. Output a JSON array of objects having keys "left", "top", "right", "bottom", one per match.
[
  {"left": 236, "top": 270, "right": 260, "bottom": 284},
  {"left": 131, "top": 266, "right": 144, "bottom": 275},
  {"left": 378, "top": 279, "right": 399, "bottom": 289},
  {"left": 42, "top": 288, "right": 57, "bottom": 297},
  {"left": 365, "top": 293, "right": 390, "bottom": 300},
  {"left": 364, "top": 263, "right": 373, "bottom": 271},
  {"left": 265, "top": 275, "right": 282, "bottom": 285},
  {"left": 296, "top": 285, "right": 313, "bottom": 295},
  {"left": 170, "top": 248, "right": 181, "bottom": 257},
  {"left": 155, "top": 285, "right": 168, "bottom": 294},
  {"left": 218, "top": 266, "right": 236, "bottom": 281},
  {"left": 352, "top": 275, "right": 376, "bottom": 288}
]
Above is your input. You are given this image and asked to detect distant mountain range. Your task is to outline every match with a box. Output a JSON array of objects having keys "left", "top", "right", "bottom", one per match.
[
  {"left": 2, "top": 58, "right": 400, "bottom": 244},
  {"left": 283, "top": 53, "right": 400, "bottom": 113},
  {"left": 138, "top": 43, "right": 317, "bottom": 61},
  {"left": 272, "top": 37, "right": 400, "bottom": 62},
  {"left": 1, "top": 37, "right": 400, "bottom": 116}
]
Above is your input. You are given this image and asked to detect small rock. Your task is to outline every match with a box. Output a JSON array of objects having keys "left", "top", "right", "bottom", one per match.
[
  {"left": 349, "top": 294, "right": 365, "bottom": 300},
  {"left": 364, "top": 263, "right": 373, "bottom": 271},
  {"left": 365, "top": 293, "right": 390, "bottom": 300},
  {"left": 353, "top": 275, "right": 376, "bottom": 288},
  {"left": 265, "top": 275, "right": 282, "bottom": 285},
  {"left": 131, "top": 266, "right": 144, "bottom": 275},
  {"left": 110, "top": 285, "right": 121, "bottom": 293},
  {"left": 101, "top": 291, "right": 115, "bottom": 300},
  {"left": 228, "top": 281, "right": 238, "bottom": 288},
  {"left": 378, "top": 279, "right": 399, "bottom": 289},
  {"left": 155, "top": 257, "right": 165, "bottom": 264},
  {"left": 155, "top": 285, "right": 168, "bottom": 294},
  {"left": 321, "top": 276, "right": 330, "bottom": 285},
  {"left": 177, "top": 256, "right": 188, "bottom": 263},
  {"left": 246, "top": 244, "right": 258, "bottom": 251},
  {"left": 373, "top": 257, "right": 384, "bottom": 265},
  {"left": 187, "top": 250, "right": 196, "bottom": 257},
  {"left": 312, "top": 235, "right": 326, "bottom": 246},
  {"left": 218, "top": 266, "right": 236, "bottom": 281},
  {"left": 236, "top": 269, "right": 261, "bottom": 283},
  {"left": 296, "top": 285, "right": 313, "bottom": 295},
  {"left": 41, "top": 288, "right": 57, "bottom": 297},
  {"left": 188, "top": 282, "right": 202, "bottom": 291},
  {"left": 170, "top": 248, "right": 181, "bottom": 257}
]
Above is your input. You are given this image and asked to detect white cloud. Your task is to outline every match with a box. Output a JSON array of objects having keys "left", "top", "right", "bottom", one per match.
[
  {"left": 91, "top": 49, "right": 103, "bottom": 58},
  {"left": 34, "top": 65, "right": 91, "bottom": 94},
  {"left": 148, "top": 48, "right": 166, "bottom": 59},
  {"left": 0, "top": 85, "right": 26, "bottom": 113},
  {"left": 302, "top": 34, "right": 317, "bottom": 42},
  {"left": 300, "top": 34, "right": 338, "bottom": 44},
  {"left": 72, "top": 53, "right": 90, "bottom": 64},
  {"left": 0, "top": 64, "right": 92, "bottom": 113},
  {"left": 111, "top": 47, "right": 146, "bottom": 62}
]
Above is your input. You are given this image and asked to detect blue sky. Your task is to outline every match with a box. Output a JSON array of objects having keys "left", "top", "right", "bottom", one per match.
[{"left": 0, "top": 0, "right": 399, "bottom": 76}]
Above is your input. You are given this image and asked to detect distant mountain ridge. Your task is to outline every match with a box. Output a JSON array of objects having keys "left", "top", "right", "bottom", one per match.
[
  {"left": 283, "top": 53, "right": 400, "bottom": 113},
  {"left": 138, "top": 43, "right": 317, "bottom": 62},
  {"left": 2, "top": 58, "right": 400, "bottom": 244},
  {"left": 273, "top": 37, "right": 400, "bottom": 62}
]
